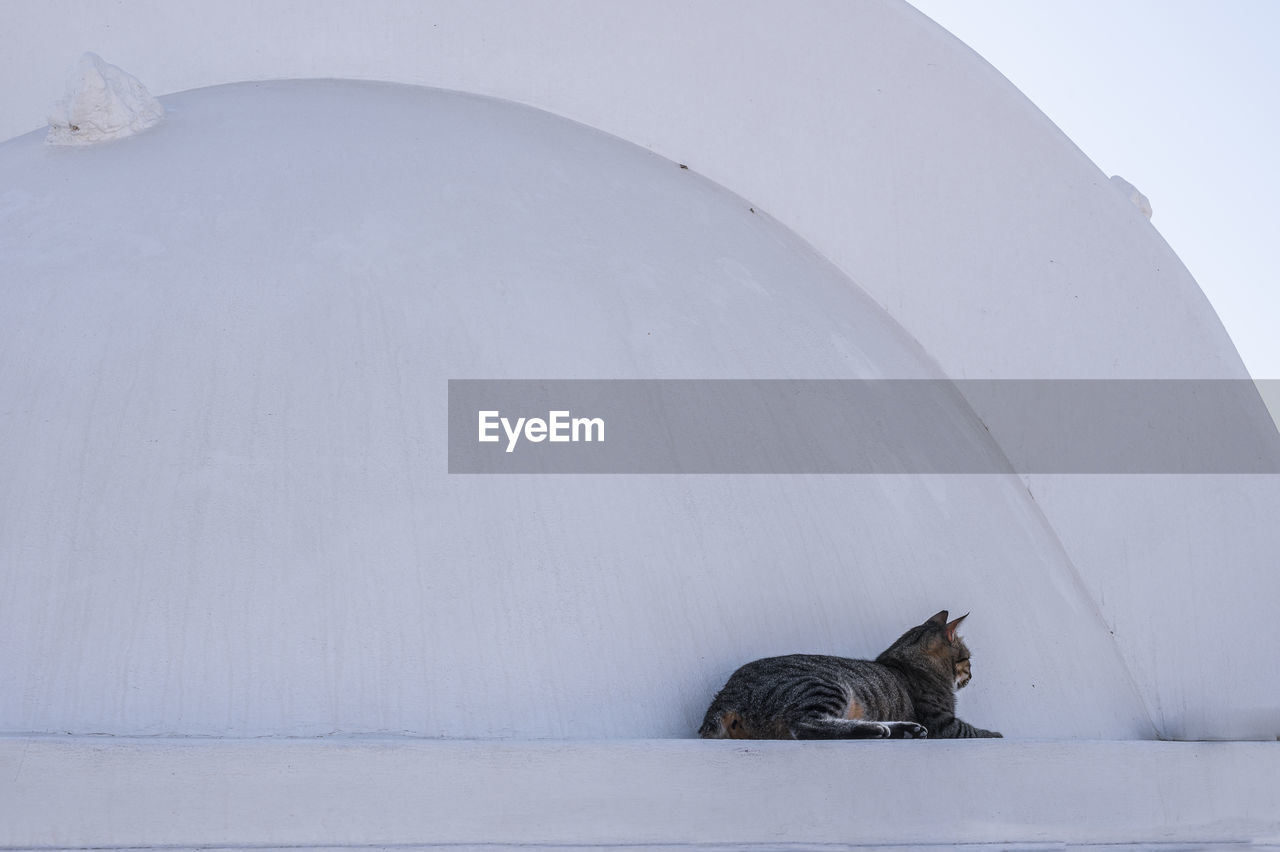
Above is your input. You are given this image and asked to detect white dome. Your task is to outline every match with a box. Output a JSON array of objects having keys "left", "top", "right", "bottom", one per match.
[{"left": 0, "top": 79, "right": 1152, "bottom": 738}]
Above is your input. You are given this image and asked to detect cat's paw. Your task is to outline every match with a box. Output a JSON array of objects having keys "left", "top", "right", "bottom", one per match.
[{"left": 887, "top": 721, "right": 928, "bottom": 739}]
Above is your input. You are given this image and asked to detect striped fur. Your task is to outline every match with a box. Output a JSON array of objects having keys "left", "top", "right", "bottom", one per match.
[{"left": 699, "top": 610, "right": 1001, "bottom": 740}]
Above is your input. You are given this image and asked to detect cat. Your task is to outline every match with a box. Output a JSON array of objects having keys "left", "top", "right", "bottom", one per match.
[{"left": 699, "top": 610, "right": 1001, "bottom": 739}]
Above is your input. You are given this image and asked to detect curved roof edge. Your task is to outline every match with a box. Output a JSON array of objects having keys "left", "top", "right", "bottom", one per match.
[{"left": 0, "top": 0, "right": 1258, "bottom": 382}]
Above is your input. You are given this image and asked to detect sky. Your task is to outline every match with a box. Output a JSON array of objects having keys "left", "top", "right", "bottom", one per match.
[{"left": 909, "top": 0, "right": 1279, "bottom": 383}]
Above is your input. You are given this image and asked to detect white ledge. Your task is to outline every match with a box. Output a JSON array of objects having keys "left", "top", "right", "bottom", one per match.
[{"left": 2, "top": 735, "right": 1279, "bottom": 848}]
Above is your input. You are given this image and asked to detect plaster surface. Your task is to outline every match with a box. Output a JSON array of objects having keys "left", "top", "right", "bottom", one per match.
[
  {"left": 4, "top": 5, "right": 1278, "bottom": 742},
  {"left": 0, "top": 80, "right": 1150, "bottom": 740},
  {"left": 2, "top": 735, "right": 1278, "bottom": 848}
]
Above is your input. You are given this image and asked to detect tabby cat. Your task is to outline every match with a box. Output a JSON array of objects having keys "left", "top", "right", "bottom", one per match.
[{"left": 699, "top": 610, "right": 1001, "bottom": 739}]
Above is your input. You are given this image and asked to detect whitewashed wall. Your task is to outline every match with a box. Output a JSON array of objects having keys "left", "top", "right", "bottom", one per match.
[
  {"left": 0, "top": 80, "right": 1152, "bottom": 739},
  {"left": 2, "top": 1, "right": 1277, "bottom": 740}
]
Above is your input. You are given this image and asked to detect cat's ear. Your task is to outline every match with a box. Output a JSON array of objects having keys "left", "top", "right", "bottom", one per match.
[
  {"left": 945, "top": 612, "right": 969, "bottom": 642},
  {"left": 927, "top": 610, "right": 949, "bottom": 628}
]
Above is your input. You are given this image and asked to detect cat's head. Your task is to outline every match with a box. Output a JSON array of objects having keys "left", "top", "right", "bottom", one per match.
[{"left": 879, "top": 610, "right": 973, "bottom": 689}]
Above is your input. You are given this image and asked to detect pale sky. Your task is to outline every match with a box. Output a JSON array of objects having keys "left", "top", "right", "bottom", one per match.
[{"left": 909, "top": 0, "right": 1279, "bottom": 381}]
